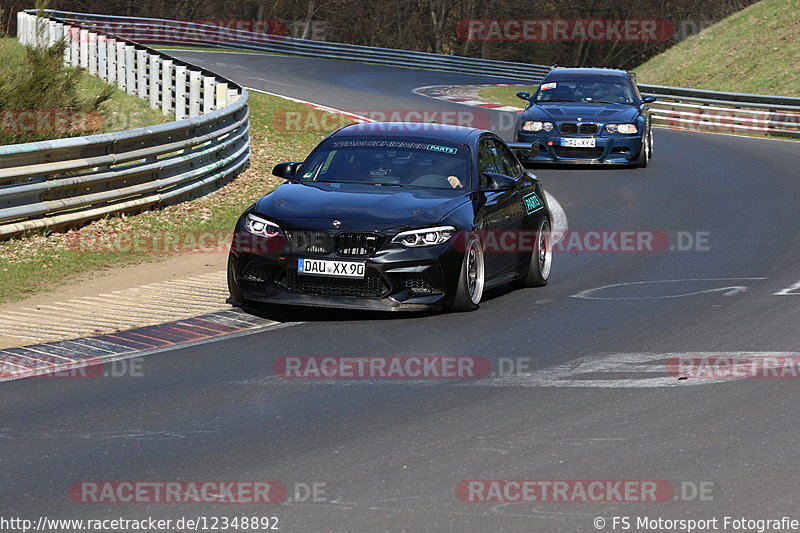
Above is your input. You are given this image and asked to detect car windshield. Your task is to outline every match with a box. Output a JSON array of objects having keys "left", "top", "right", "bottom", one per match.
[
  {"left": 298, "top": 138, "right": 470, "bottom": 190},
  {"left": 535, "top": 78, "right": 636, "bottom": 104}
]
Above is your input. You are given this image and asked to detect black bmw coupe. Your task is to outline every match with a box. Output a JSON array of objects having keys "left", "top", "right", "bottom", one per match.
[{"left": 227, "top": 122, "right": 553, "bottom": 312}]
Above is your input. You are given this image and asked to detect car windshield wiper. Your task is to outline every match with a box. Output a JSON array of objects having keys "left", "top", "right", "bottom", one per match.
[
  {"left": 539, "top": 99, "right": 582, "bottom": 103},
  {"left": 590, "top": 100, "right": 631, "bottom": 105}
]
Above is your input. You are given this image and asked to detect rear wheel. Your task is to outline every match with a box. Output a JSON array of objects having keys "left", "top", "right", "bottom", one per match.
[
  {"left": 450, "top": 236, "right": 485, "bottom": 312},
  {"left": 512, "top": 217, "right": 552, "bottom": 288}
]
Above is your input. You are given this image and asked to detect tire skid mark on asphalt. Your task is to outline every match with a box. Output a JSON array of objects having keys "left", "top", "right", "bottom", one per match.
[
  {"left": 0, "top": 309, "right": 280, "bottom": 381},
  {"left": 0, "top": 271, "right": 231, "bottom": 344}
]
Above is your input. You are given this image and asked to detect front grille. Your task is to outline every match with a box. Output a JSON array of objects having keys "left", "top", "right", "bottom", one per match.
[
  {"left": 336, "top": 233, "right": 384, "bottom": 256},
  {"left": 399, "top": 273, "right": 443, "bottom": 296},
  {"left": 286, "top": 230, "right": 334, "bottom": 254},
  {"left": 560, "top": 122, "right": 578, "bottom": 134},
  {"left": 284, "top": 270, "right": 387, "bottom": 298},
  {"left": 560, "top": 122, "right": 599, "bottom": 135},
  {"left": 553, "top": 146, "right": 605, "bottom": 159}
]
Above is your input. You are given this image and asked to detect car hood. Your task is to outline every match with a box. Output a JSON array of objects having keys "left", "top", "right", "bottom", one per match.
[
  {"left": 253, "top": 182, "right": 470, "bottom": 230},
  {"left": 523, "top": 103, "right": 639, "bottom": 123}
]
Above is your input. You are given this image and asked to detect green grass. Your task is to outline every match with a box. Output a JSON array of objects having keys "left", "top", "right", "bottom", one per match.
[
  {"left": 476, "top": 85, "right": 537, "bottom": 108},
  {"left": 0, "top": 91, "right": 348, "bottom": 303},
  {"left": 0, "top": 37, "right": 170, "bottom": 144},
  {"left": 633, "top": 0, "right": 799, "bottom": 95}
]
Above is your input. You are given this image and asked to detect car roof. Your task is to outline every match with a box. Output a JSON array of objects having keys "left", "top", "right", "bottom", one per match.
[
  {"left": 333, "top": 122, "right": 485, "bottom": 143},
  {"left": 545, "top": 68, "right": 631, "bottom": 79}
]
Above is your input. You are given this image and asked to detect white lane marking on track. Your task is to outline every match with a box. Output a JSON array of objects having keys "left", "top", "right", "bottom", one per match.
[
  {"left": 572, "top": 278, "right": 768, "bottom": 300},
  {"left": 774, "top": 280, "right": 800, "bottom": 295},
  {"left": 245, "top": 86, "right": 373, "bottom": 122}
]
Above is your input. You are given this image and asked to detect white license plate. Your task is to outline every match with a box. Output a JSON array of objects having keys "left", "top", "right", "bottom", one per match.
[
  {"left": 297, "top": 258, "right": 365, "bottom": 278},
  {"left": 562, "top": 137, "right": 596, "bottom": 148}
]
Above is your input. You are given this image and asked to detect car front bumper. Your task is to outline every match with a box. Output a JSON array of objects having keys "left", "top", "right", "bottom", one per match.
[
  {"left": 227, "top": 235, "right": 465, "bottom": 312},
  {"left": 509, "top": 132, "right": 644, "bottom": 165}
]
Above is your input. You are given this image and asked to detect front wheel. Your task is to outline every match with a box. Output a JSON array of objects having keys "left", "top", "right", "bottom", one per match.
[
  {"left": 449, "top": 236, "right": 485, "bottom": 312},
  {"left": 512, "top": 217, "right": 552, "bottom": 288},
  {"left": 636, "top": 126, "right": 651, "bottom": 167}
]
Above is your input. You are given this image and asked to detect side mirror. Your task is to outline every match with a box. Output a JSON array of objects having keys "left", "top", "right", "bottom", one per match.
[
  {"left": 272, "top": 161, "right": 303, "bottom": 181},
  {"left": 516, "top": 91, "right": 532, "bottom": 101},
  {"left": 482, "top": 173, "right": 517, "bottom": 191},
  {"left": 641, "top": 95, "right": 657, "bottom": 104}
]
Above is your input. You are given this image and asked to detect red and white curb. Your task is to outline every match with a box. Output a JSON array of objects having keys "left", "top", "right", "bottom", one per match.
[
  {"left": 412, "top": 84, "right": 527, "bottom": 113},
  {"left": 0, "top": 309, "right": 284, "bottom": 382}
]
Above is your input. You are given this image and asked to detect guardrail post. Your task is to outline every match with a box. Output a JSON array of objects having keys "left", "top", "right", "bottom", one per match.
[
  {"left": 136, "top": 49, "right": 148, "bottom": 100},
  {"left": 88, "top": 32, "right": 98, "bottom": 75},
  {"left": 48, "top": 19, "right": 58, "bottom": 47},
  {"left": 79, "top": 29, "right": 89, "bottom": 69},
  {"left": 106, "top": 39, "right": 117, "bottom": 84},
  {"left": 125, "top": 45, "right": 136, "bottom": 95},
  {"left": 58, "top": 23, "right": 70, "bottom": 64},
  {"left": 203, "top": 76, "right": 216, "bottom": 114},
  {"left": 116, "top": 41, "right": 127, "bottom": 92},
  {"left": 69, "top": 28, "right": 79, "bottom": 66},
  {"left": 53, "top": 21, "right": 64, "bottom": 48},
  {"left": 161, "top": 59, "right": 174, "bottom": 116},
  {"left": 175, "top": 66, "right": 188, "bottom": 120},
  {"left": 16, "top": 12, "right": 23, "bottom": 45},
  {"left": 149, "top": 56, "right": 161, "bottom": 110},
  {"left": 189, "top": 71, "right": 202, "bottom": 117},
  {"left": 97, "top": 35, "right": 107, "bottom": 80},
  {"left": 216, "top": 82, "right": 229, "bottom": 109}
]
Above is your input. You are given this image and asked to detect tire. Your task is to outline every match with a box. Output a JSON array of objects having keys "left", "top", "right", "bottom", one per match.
[
  {"left": 647, "top": 126, "right": 654, "bottom": 159},
  {"left": 513, "top": 217, "right": 552, "bottom": 288},
  {"left": 449, "top": 236, "right": 485, "bottom": 312},
  {"left": 227, "top": 255, "right": 246, "bottom": 306},
  {"left": 635, "top": 130, "right": 649, "bottom": 168}
]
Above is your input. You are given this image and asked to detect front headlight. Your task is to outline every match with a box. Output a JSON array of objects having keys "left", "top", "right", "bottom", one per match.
[
  {"left": 392, "top": 226, "right": 456, "bottom": 247},
  {"left": 606, "top": 123, "right": 638, "bottom": 134},
  {"left": 522, "top": 121, "right": 554, "bottom": 132},
  {"left": 244, "top": 213, "right": 284, "bottom": 237}
]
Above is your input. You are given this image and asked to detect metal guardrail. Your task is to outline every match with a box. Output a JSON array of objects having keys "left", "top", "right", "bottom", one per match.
[
  {"left": 637, "top": 83, "right": 800, "bottom": 137},
  {"left": 0, "top": 12, "right": 250, "bottom": 239}
]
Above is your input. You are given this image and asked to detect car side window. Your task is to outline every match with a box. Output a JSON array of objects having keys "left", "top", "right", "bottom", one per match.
[
  {"left": 478, "top": 138, "right": 502, "bottom": 188},
  {"left": 495, "top": 142, "right": 523, "bottom": 177}
]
